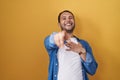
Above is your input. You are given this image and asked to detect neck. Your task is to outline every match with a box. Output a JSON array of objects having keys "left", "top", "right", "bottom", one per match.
[{"left": 65, "top": 32, "right": 73, "bottom": 40}]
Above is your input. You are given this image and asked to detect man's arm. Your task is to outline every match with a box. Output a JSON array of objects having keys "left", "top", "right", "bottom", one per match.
[
  {"left": 44, "top": 32, "right": 58, "bottom": 53},
  {"left": 80, "top": 41, "right": 98, "bottom": 75},
  {"left": 44, "top": 31, "right": 66, "bottom": 54}
]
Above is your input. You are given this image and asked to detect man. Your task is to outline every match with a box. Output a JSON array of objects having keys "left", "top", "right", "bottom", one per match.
[{"left": 44, "top": 10, "right": 98, "bottom": 80}]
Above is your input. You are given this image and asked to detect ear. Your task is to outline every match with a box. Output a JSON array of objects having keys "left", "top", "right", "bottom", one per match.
[{"left": 58, "top": 23, "right": 60, "bottom": 27}]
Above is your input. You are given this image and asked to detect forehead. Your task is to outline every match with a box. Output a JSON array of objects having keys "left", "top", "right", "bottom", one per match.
[{"left": 60, "top": 12, "right": 73, "bottom": 17}]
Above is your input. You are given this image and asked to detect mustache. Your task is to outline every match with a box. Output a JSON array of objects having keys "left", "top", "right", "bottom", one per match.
[{"left": 60, "top": 26, "right": 75, "bottom": 33}]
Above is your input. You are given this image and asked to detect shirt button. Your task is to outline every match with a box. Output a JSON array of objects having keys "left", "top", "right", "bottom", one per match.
[
  {"left": 54, "top": 75, "right": 56, "bottom": 77},
  {"left": 56, "top": 63, "right": 57, "bottom": 66}
]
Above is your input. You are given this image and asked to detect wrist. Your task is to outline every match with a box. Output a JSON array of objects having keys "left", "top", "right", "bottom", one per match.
[
  {"left": 78, "top": 52, "right": 86, "bottom": 55},
  {"left": 78, "top": 48, "right": 86, "bottom": 55},
  {"left": 79, "top": 52, "right": 87, "bottom": 61}
]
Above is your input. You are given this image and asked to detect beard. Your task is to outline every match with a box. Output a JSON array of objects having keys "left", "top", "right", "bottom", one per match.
[{"left": 60, "top": 24, "right": 75, "bottom": 33}]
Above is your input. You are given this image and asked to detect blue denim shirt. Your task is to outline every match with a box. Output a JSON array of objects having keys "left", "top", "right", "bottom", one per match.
[{"left": 44, "top": 32, "right": 98, "bottom": 80}]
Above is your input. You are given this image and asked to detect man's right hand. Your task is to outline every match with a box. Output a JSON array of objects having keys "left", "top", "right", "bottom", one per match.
[{"left": 54, "top": 31, "right": 66, "bottom": 48}]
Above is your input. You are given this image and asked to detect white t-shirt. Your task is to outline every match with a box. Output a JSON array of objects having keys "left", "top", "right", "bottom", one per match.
[{"left": 57, "top": 37, "right": 83, "bottom": 80}]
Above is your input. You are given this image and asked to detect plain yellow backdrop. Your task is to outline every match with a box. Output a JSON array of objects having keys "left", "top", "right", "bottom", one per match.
[{"left": 0, "top": 0, "right": 120, "bottom": 80}]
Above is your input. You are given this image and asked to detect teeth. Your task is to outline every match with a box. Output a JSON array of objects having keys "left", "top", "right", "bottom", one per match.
[{"left": 66, "top": 23, "right": 71, "bottom": 26}]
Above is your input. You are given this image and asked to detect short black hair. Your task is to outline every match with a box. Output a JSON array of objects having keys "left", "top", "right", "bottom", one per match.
[{"left": 58, "top": 10, "right": 74, "bottom": 23}]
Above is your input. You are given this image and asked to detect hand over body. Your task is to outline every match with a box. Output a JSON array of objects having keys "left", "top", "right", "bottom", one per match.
[{"left": 54, "top": 30, "right": 87, "bottom": 61}]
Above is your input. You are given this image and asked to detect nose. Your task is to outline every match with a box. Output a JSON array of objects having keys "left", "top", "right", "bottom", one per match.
[{"left": 66, "top": 18, "right": 71, "bottom": 22}]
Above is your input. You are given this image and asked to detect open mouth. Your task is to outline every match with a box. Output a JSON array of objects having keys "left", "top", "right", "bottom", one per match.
[{"left": 65, "top": 23, "right": 73, "bottom": 26}]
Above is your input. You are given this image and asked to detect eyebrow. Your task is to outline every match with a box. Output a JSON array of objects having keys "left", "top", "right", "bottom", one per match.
[{"left": 61, "top": 15, "right": 73, "bottom": 17}]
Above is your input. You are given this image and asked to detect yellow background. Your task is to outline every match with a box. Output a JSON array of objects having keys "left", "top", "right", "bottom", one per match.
[{"left": 0, "top": 0, "right": 120, "bottom": 80}]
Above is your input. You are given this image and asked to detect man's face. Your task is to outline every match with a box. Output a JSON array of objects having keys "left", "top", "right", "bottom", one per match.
[{"left": 59, "top": 12, "right": 75, "bottom": 33}]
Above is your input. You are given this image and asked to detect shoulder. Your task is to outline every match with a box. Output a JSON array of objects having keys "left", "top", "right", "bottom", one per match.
[
  {"left": 74, "top": 36, "right": 88, "bottom": 44},
  {"left": 44, "top": 32, "right": 57, "bottom": 40},
  {"left": 44, "top": 35, "right": 50, "bottom": 43},
  {"left": 74, "top": 36, "right": 90, "bottom": 47},
  {"left": 44, "top": 35, "right": 50, "bottom": 40}
]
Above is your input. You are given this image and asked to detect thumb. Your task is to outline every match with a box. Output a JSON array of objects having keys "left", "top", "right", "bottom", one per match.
[
  {"left": 59, "top": 31, "right": 66, "bottom": 48},
  {"left": 61, "top": 30, "right": 66, "bottom": 37}
]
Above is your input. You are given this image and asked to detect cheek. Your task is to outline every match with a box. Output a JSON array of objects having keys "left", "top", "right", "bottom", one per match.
[
  {"left": 71, "top": 20, "right": 74, "bottom": 23},
  {"left": 60, "top": 21, "right": 65, "bottom": 25},
  {"left": 61, "top": 20, "right": 64, "bottom": 23}
]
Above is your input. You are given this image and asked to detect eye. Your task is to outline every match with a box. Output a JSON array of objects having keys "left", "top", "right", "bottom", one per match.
[
  {"left": 69, "top": 16, "right": 73, "bottom": 19},
  {"left": 62, "top": 17, "right": 66, "bottom": 20}
]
